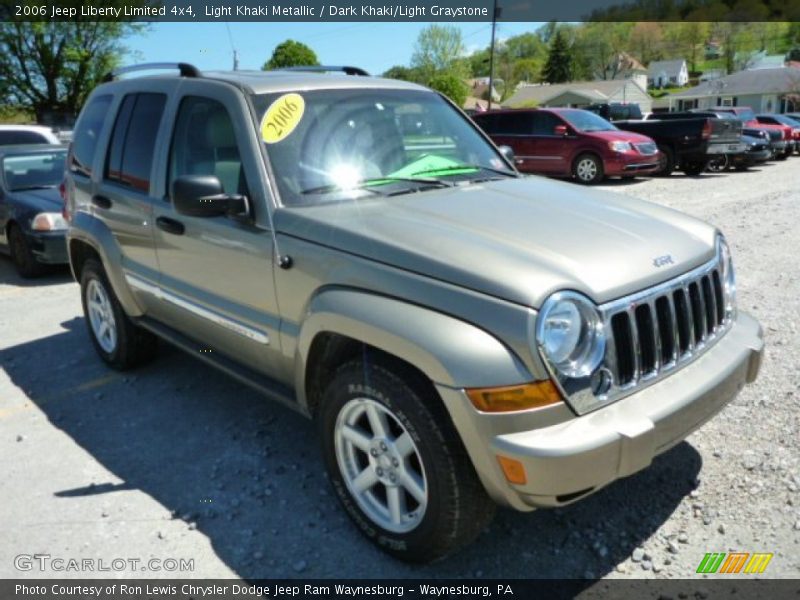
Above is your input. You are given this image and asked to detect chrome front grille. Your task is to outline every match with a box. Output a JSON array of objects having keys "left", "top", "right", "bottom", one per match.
[
  {"left": 635, "top": 142, "right": 658, "bottom": 155},
  {"left": 597, "top": 256, "right": 731, "bottom": 403}
]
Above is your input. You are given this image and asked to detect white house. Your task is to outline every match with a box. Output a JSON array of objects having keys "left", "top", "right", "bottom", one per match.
[{"left": 648, "top": 59, "right": 689, "bottom": 88}]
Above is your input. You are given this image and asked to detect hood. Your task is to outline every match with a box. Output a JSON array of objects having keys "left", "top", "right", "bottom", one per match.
[
  {"left": 276, "top": 177, "right": 716, "bottom": 308},
  {"left": 8, "top": 187, "right": 62, "bottom": 212},
  {"left": 586, "top": 130, "right": 653, "bottom": 144}
]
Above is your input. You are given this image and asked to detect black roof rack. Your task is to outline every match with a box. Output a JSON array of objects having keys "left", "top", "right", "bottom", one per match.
[
  {"left": 103, "top": 62, "right": 201, "bottom": 83},
  {"left": 276, "top": 66, "right": 370, "bottom": 77}
]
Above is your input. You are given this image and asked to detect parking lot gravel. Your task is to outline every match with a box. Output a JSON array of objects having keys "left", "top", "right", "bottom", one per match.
[{"left": 1, "top": 159, "right": 798, "bottom": 581}]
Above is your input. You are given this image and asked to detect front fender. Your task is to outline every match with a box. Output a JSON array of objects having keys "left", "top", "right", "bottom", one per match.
[
  {"left": 294, "top": 288, "right": 533, "bottom": 409},
  {"left": 67, "top": 212, "right": 144, "bottom": 317}
]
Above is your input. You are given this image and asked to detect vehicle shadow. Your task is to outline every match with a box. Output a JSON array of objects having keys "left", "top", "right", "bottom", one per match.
[
  {"left": 0, "top": 256, "right": 72, "bottom": 287},
  {"left": 1, "top": 320, "right": 701, "bottom": 580}
]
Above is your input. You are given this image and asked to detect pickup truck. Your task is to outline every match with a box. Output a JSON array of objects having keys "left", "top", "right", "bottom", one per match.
[
  {"left": 685, "top": 110, "right": 788, "bottom": 162},
  {"left": 618, "top": 115, "right": 744, "bottom": 176},
  {"left": 707, "top": 107, "right": 794, "bottom": 158},
  {"left": 646, "top": 112, "right": 752, "bottom": 171}
]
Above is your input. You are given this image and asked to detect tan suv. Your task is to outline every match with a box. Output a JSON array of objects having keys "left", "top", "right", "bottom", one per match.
[{"left": 64, "top": 63, "right": 764, "bottom": 562}]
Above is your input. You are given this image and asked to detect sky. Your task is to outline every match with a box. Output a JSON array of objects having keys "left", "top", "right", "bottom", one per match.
[{"left": 124, "top": 22, "right": 544, "bottom": 76}]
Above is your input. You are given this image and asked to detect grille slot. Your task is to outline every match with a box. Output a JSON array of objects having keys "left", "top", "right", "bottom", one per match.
[
  {"left": 634, "top": 304, "right": 657, "bottom": 376},
  {"left": 611, "top": 313, "right": 635, "bottom": 385},
  {"left": 595, "top": 256, "right": 732, "bottom": 410}
]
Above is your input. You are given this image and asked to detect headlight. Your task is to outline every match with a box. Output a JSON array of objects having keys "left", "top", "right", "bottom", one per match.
[
  {"left": 718, "top": 236, "right": 736, "bottom": 319},
  {"left": 31, "top": 212, "right": 68, "bottom": 232},
  {"left": 536, "top": 292, "right": 606, "bottom": 379},
  {"left": 609, "top": 141, "right": 632, "bottom": 153}
]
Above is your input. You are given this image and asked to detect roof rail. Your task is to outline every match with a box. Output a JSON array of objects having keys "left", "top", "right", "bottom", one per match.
[
  {"left": 103, "top": 62, "right": 201, "bottom": 83},
  {"left": 276, "top": 66, "right": 370, "bottom": 77}
]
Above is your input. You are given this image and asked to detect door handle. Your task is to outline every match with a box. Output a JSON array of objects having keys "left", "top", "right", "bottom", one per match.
[
  {"left": 91, "top": 195, "right": 112, "bottom": 209},
  {"left": 156, "top": 216, "right": 185, "bottom": 235}
]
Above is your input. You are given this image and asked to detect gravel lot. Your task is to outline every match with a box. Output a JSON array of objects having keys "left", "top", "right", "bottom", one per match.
[{"left": 1, "top": 159, "right": 798, "bottom": 581}]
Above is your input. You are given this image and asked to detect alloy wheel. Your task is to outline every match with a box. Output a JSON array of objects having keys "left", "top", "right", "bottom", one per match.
[
  {"left": 334, "top": 398, "right": 428, "bottom": 533},
  {"left": 86, "top": 279, "right": 118, "bottom": 353}
]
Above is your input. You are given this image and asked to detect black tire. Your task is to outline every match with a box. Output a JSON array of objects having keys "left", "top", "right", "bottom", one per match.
[
  {"left": 706, "top": 154, "right": 728, "bottom": 172},
  {"left": 319, "top": 358, "right": 495, "bottom": 563},
  {"left": 776, "top": 150, "right": 789, "bottom": 161},
  {"left": 572, "top": 153, "right": 604, "bottom": 184},
  {"left": 682, "top": 160, "right": 707, "bottom": 176},
  {"left": 80, "top": 258, "right": 157, "bottom": 370},
  {"left": 8, "top": 224, "right": 45, "bottom": 278},
  {"left": 655, "top": 145, "right": 674, "bottom": 176}
]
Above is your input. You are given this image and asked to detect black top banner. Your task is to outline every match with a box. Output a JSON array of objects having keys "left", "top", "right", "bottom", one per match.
[{"left": 2, "top": 0, "right": 799, "bottom": 22}]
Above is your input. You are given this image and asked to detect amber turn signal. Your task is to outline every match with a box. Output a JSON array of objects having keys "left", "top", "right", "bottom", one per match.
[
  {"left": 497, "top": 455, "right": 527, "bottom": 485},
  {"left": 466, "top": 380, "right": 562, "bottom": 413}
]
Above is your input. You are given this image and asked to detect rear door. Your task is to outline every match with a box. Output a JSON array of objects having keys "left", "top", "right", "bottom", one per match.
[
  {"left": 148, "top": 82, "right": 283, "bottom": 378},
  {"left": 93, "top": 90, "right": 167, "bottom": 311},
  {"left": 529, "top": 111, "right": 571, "bottom": 174}
]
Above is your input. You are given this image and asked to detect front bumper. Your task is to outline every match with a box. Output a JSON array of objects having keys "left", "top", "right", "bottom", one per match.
[
  {"left": 605, "top": 154, "right": 661, "bottom": 176},
  {"left": 28, "top": 230, "right": 68, "bottom": 264},
  {"left": 438, "top": 311, "right": 763, "bottom": 511}
]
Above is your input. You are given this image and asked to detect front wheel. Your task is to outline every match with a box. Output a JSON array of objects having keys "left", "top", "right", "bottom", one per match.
[
  {"left": 572, "top": 153, "right": 604, "bottom": 184},
  {"left": 8, "top": 224, "right": 45, "bottom": 278},
  {"left": 319, "top": 359, "right": 495, "bottom": 562}
]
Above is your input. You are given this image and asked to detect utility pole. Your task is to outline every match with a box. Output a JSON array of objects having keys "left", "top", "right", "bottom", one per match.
[{"left": 487, "top": 0, "right": 500, "bottom": 110}]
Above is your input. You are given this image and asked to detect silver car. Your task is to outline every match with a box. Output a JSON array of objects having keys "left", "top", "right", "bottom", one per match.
[{"left": 64, "top": 63, "right": 763, "bottom": 562}]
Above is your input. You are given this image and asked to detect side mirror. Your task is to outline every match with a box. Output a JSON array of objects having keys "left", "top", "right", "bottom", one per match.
[
  {"left": 554, "top": 124, "right": 569, "bottom": 136},
  {"left": 498, "top": 145, "right": 515, "bottom": 163},
  {"left": 172, "top": 175, "right": 248, "bottom": 218}
]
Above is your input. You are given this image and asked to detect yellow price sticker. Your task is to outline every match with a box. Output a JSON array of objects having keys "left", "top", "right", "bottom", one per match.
[{"left": 260, "top": 93, "right": 305, "bottom": 144}]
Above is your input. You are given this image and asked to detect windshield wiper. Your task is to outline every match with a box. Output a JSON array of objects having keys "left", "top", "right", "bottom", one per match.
[
  {"left": 411, "top": 164, "right": 517, "bottom": 178},
  {"left": 301, "top": 176, "right": 453, "bottom": 196},
  {"left": 11, "top": 184, "right": 58, "bottom": 191}
]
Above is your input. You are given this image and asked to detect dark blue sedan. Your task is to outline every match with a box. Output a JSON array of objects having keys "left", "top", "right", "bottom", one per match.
[{"left": 0, "top": 145, "right": 68, "bottom": 277}]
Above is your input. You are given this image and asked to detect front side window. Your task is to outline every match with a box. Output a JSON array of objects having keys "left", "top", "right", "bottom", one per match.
[
  {"left": 532, "top": 112, "right": 563, "bottom": 135},
  {"left": 104, "top": 93, "right": 166, "bottom": 192},
  {"left": 560, "top": 110, "right": 618, "bottom": 133},
  {"left": 168, "top": 96, "right": 249, "bottom": 198},
  {"left": 2, "top": 150, "right": 67, "bottom": 191},
  {"left": 252, "top": 88, "right": 514, "bottom": 206}
]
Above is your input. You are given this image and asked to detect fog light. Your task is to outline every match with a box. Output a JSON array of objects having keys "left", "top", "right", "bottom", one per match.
[
  {"left": 466, "top": 381, "right": 562, "bottom": 413},
  {"left": 497, "top": 456, "right": 527, "bottom": 485}
]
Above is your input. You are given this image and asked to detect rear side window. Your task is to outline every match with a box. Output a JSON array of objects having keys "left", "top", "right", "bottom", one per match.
[
  {"left": 532, "top": 112, "right": 562, "bottom": 135},
  {"left": 0, "top": 130, "right": 50, "bottom": 145},
  {"left": 71, "top": 94, "right": 112, "bottom": 177},
  {"left": 475, "top": 112, "right": 532, "bottom": 135},
  {"left": 104, "top": 93, "right": 166, "bottom": 192}
]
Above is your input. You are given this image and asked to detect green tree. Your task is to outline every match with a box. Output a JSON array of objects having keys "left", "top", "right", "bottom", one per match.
[
  {"left": 382, "top": 65, "right": 422, "bottom": 83},
  {"left": 262, "top": 39, "right": 319, "bottom": 70},
  {"left": 411, "top": 25, "right": 467, "bottom": 82},
  {"left": 0, "top": 20, "right": 144, "bottom": 121},
  {"left": 542, "top": 30, "right": 572, "bottom": 83},
  {"left": 427, "top": 73, "right": 468, "bottom": 107}
]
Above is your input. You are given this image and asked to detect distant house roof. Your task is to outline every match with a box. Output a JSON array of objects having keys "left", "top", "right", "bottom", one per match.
[
  {"left": 670, "top": 67, "right": 800, "bottom": 98},
  {"left": 647, "top": 59, "right": 686, "bottom": 78},
  {"left": 503, "top": 79, "right": 646, "bottom": 107},
  {"left": 607, "top": 52, "right": 646, "bottom": 74},
  {"left": 463, "top": 96, "right": 488, "bottom": 110},
  {"left": 749, "top": 54, "right": 786, "bottom": 70}
]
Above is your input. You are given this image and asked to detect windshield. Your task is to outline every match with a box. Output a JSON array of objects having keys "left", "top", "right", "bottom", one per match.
[
  {"left": 560, "top": 110, "right": 617, "bottom": 132},
  {"left": 767, "top": 115, "right": 796, "bottom": 126},
  {"left": 251, "top": 88, "right": 515, "bottom": 205},
  {"left": 2, "top": 151, "right": 66, "bottom": 191}
]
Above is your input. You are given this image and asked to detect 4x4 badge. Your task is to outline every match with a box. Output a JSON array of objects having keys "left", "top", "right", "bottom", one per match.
[{"left": 653, "top": 254, "right": 675, "bottom": 268}]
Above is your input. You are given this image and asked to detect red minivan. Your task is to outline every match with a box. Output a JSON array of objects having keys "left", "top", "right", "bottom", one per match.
[{"left": 473, "top": 108, "right": 661, "bottom": 184}]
